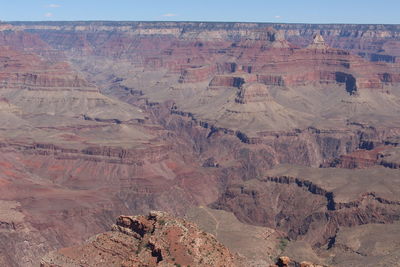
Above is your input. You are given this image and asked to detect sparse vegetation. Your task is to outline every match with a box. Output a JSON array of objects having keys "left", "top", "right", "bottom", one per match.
[{"left": 279, "top": 237, "right": 289, "bottom": 252}]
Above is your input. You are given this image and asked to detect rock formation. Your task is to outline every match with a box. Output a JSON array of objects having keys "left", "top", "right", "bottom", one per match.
[
  {"left": 270, "top": 256, "right": 329, "bottom": 267},
  {"left": 235, "top": 83, "right": 271, "bottom": 104},
  {"left": 212, "top": 165, "right": 400, "bottom": 264},
  {"left": 40, "top": 211, "right": 238, "bottom": 267},
  {"left": 307, "top": 33, "right": 328, "bottom": 49}
]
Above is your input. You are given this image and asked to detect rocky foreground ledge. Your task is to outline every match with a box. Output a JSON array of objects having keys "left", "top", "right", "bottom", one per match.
[
  {"left": 40, "top": 211, "right": 237, "bottom": 267},
  {"left": 40, "top": 211, "right": 327, "bottom": 267}
]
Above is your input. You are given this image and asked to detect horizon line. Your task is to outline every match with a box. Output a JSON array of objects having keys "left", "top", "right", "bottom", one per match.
[{"left": 4, "top": 20, "right": 400, "bottom": 26}]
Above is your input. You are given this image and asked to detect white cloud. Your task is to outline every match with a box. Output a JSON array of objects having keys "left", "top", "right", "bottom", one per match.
[
  {"left": 48, "top": 4, "right": 61, "bottom": 8},
  {"left": 162, "top": 13, "right": 178, "bottom": 17},
  {"left": 275, "top": 15, "right": 281, "bottom": 19},
  {"left": 44, "top": 12, "right": 53, "bottom": 17}
]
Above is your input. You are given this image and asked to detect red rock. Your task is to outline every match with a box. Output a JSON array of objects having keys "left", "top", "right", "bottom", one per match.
[
  {"left": 278, "top": 256, "right": 291, "bottom": 265},
  {"left": 331, "top": 146, "right": 387, "bottom": 169},
  {"left": 40, "top": 212, "right": 238, "bottom": 267},
  {"left": 179, "top": 64, "right": 216, "bottom": 83}
]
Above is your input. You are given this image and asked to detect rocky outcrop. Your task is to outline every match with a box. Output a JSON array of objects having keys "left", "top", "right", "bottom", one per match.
[
  {"left": 328, "top": 144, "right": 400, "bottom": 169},
  {"left": 257, "top": 74, "right": 285, "bottom": 86},
  {"left": 209, "top": 75, "right": 247, "bottom": 88},
  {"left": 270, "top": 256, "right": 329, "bottom": 267},
  {"left": 307, "top": 33, "right": 329, "bottom": 50},
  {"left": 378, "top": 146, "right": 400, "bottom": 169},
  {"left": 179, "top": 64, "right": 216, "bottom": 83},
  {"left": 202, "top": 157, "right": 220, "bottom": 167},
  {"left": 329, "top": 147, "right": 383, "bottom": 168},
  {"left": 235, "top": 83, "right": 271, "bottom": 103},
  {"left": 40, "top": 211, "right": 237, "bottom": 267}
]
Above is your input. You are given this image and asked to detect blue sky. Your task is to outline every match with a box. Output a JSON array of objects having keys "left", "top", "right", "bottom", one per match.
[{"left": 0, "top": 0, "right": 399, "bottom": 24}]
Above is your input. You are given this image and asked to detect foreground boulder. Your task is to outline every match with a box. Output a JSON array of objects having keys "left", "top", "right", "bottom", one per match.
[
  {"left": 271, "top": 256, "right": 329, "bottom": 267},
  {"left": 40, "top": 211, "right": 237, "bottom": 267}
]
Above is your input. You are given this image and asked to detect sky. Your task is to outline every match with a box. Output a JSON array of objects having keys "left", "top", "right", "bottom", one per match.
[{"left": 0, "top": 0, "right": 399, "bottom": 24}]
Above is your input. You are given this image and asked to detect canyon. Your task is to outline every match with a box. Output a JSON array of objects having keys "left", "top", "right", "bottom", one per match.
[{"left": 0, "top": 21, "right": 399, "bottom": 266}]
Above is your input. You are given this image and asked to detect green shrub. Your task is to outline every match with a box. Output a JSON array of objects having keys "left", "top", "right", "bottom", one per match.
[{"left": 279, "top": 237, "right": 289, "bottom": 252}]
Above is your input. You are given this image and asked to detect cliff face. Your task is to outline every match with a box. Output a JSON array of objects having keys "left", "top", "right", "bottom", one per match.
[
  {"left": 20, "top": 21, "right": 400, "bottom": 136},
  {"left": 7, "top": 21, "right": 400, "bottom": 61},
  {"left": 212, "top": 169, "right": 400, "bottom": 246}
]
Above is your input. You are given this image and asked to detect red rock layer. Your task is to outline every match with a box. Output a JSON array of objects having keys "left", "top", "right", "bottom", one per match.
[
  {"left": 0, "top": 45, "right": 92, "bottom": 90},
  {"left": 332, "top": 147, "right": 386, "bottom": 169}
]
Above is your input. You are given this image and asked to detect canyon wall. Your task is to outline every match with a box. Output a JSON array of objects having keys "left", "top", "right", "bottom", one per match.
[{"left": 0, "top": 21, "right": 399, "bottom": 266}]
